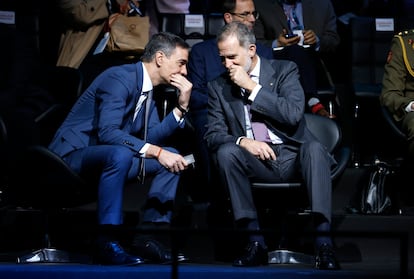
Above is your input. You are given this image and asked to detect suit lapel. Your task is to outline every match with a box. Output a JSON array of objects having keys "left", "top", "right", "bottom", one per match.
[
  {"left": 259, "top": 59, "right": 277, "bottom": 91},
  {"left": 301, "top": 0, "right": 314, "bottom": 28},
  {"left": 221, "top": 81, "right": 246, "bottom": 133},
  {"left": 274, "top": 0, "right": 289, "bottom": 30}
]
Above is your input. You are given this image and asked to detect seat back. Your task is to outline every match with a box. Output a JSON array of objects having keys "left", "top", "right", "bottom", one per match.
[
  {"left": 35, "top": 66, "right": 83, "bottom": 146},
  {"left": 380, "top": 105, "right": 407, "bottom": 141},
  {"left": 159, "top": 13, "right": 207, "bottom": 47},
  {"left": 305, "top": 113, "right": 340, "bottom": 153},
  {"left": 0, "top": 115, "right": 8, "bottom": 195},
  {"left": 160, "top": 13, "right": 185, "bottom": 36},
  {"left": 0, "top": 114, "right": 7, "bottom": 147},
  {"left": 183, "top": 14, "right": 205, "bottom": 47},
  {"left": 350, "top": 17, "right": 395, "bottom": 97},
  {"left": 12, "top": 145, "right": 96, "bottom": 209},
  {"left": 252, "top": 113, "right": 347, "bottom": 189},
  {"left": 206, "top": 13, "right": 225, "bottom": 38}
]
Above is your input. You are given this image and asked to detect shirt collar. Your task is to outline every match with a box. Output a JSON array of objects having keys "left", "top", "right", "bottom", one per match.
[
  {"left": 248, "top": 56, "right": 261, "bottom": 80},
  {"left": 141, "top": 63, "right": 153, "bottom": 93}
]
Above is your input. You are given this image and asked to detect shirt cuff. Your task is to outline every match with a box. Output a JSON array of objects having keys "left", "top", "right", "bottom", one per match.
[
  {"left": 173, "top": 109, "right": 185, "bottom": 125},
  {"left": 236, "top": 136, "right": 246, "bottom": 145},
  {"left": 314, "top": 36, "right": 321, "bottom": 51},
  {"left": 139, "top": 143, "right": 150, "bottom": 157},
  {"left": 248, "top": 84, "right": 262, "bottom": 102},
  {"left": 308, "top": 97, "right": 320, "bottom": 107},
  {"left": 405, "top": 101, "right": 414, "bottom": 112}
]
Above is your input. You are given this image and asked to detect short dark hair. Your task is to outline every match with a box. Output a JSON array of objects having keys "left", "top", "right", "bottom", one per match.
[
  {"left": 217, "top": 21, "right": 256, "bottom": 48},
  {"left": 222, "top": 0, "right": 237, "bottom": 13},
  {"left": 141, "top": 32, "right": 190, "bottom": 62}
]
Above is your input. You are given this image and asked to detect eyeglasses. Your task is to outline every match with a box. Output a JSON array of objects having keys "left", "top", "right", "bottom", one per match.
[{"left": 230, "top": 11, "right": 259, "bottom": 20}]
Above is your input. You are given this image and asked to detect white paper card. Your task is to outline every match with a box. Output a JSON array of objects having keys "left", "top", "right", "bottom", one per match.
[
  {"left": 185, "top": 14, "right": 204, "bottom": 28},
  {"left": 0, "top": 10, "right": 15, "bottom": 24},
  {"left": 375, "top": 18, "right": 394, "bottom": 32},
  {"left": 184, "top": 154, "right": 195, "bottom": 165}
]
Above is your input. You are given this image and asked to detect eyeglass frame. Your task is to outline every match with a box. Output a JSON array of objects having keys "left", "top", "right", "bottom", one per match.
[{"left": 229, "top": 11, "right": 259, "bottom": 20}]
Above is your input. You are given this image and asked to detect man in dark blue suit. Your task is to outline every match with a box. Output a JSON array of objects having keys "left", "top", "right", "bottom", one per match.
[
  {"left": 187, "top": 0, "right": 273, "bottom": 196},
  {"left": 205, "top": 22, "right": 340, "bottom": 269},
  {"left": 49, "top": 32, "right": 192, "bottom": 265}
]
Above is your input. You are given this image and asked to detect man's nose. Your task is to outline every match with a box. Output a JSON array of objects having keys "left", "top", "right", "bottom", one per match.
[
  {"left": 224, "top": 59, "right": 233, "bottom": 69},
  {"left": 181, "top": 66, "right": 187, "bottom": 76}
]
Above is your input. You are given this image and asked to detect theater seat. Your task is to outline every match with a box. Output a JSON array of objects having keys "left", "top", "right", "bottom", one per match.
[
  {"left": 12, "top": 145, "right": 97, "bottom": 263},
  {"left": 7, "top": 66, "right": 94, "bottom": 263},
  {"left": 251, "top": 113, "right": 350, "bottom": 264},
  {"left": 209, "top": 113, "right": 350, "bottom": 264},
  {"left": 206, "top": 13, "right": 225, "bottom": 39},
  {"left": 349, "top": 16, "right": 395, "bottom": 166}
]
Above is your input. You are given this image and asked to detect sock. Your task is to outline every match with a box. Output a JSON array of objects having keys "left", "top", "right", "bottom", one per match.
[
  {"left": 96, "top": 224, "right": 123, "bottom": 244},
  {"left": 314, "top": 221, "right": 333, "bottom": 249},
  {"left": 135, "top": 222, "right": 170, "bottom": 245},
  {"left": 237, "top": 218, "right": 266, "bottom": 248}
]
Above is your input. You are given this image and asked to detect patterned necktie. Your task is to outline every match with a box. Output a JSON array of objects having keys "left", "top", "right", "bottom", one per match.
[
  {"left": 133, "top": 91, "right": 149, "bottom": 122},
  {"left": 247, "top": 103, "right": 271, "bottom": 142},
  {"left": 245, "top": 74, "right": 271, "bottom": 142},
  {"left": 137, "top": 90, "right": 152, "bottom": 183}
]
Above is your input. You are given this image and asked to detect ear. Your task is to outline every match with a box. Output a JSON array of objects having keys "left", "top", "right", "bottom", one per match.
[
  {"left": 155, "top": 51, "right": 164, "bottom": 67},
  {"left": 223, "top": 13, "right": 232, "bottom": 24},
  {"left": 248, "top": 44, "right": 256, "bottom": 58}
]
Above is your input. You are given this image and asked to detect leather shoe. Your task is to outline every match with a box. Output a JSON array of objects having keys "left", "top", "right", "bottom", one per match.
[
  {"left": 315, "top": 243, "right": 340, "bottom": 270},
  {"left": 233, "top": 241, "right": 268, "bottom": 267},
  {"left": 95, "top": 241, "right": 144, "bottom": 266},
  {"left": 131, "top": 236, "right": 189, "bottom": 264}
]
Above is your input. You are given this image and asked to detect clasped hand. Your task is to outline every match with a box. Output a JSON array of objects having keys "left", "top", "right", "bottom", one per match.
[
  {"left": 170, "top": 73, "right": 192, "bottom": 109},
  {"left": 146, "top": 145, "right": 188, "bottom": 172},
  {"left": 158, "top": 149, "right": 188, "bottom": 173},
  {"left": 228, "top": 65, "right": 256, "bottom": 92},
  {"left": 240, "top": 138, "right": 276, "bottom": 161}
]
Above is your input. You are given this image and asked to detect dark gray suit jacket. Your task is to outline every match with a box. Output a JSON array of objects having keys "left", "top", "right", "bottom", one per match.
[{"left": 205, "top": 57, "right": 317, "bottom": 152}]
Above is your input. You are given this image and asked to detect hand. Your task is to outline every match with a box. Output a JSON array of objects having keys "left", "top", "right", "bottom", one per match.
[
  {"left": 170, "top": 73, "right": 192, "bottom": 109},
  {"left": 302, "top": 29, "right": 317, "bottom": 46},
  {"left": 239, "top": 138, "right": 276, "bottom": 161},
  {"left": 228, "top": 65, "right": 256, "bottom": 92},
  {"left": 316, "top": 108, "right": 336, "bottom": 119},
  {"left": 277, "top": 29, "right": 301, "bottom": 47},
  {"left": 147, "top": 145, "right": 188, "bottom": 173}
]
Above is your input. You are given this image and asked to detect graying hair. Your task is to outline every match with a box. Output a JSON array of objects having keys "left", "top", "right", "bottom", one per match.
[{"left": 216, "top": 21, "right": 256, "bottom": 49}]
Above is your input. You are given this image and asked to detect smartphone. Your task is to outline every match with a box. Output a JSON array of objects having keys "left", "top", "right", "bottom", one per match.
[{"left": 285, "top": 33, "right": 298, "bottom": 39}]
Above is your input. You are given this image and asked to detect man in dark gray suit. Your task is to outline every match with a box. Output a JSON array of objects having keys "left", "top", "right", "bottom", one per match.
[{"left": 205, "top": 21, "right": 339, "bottom": 269}]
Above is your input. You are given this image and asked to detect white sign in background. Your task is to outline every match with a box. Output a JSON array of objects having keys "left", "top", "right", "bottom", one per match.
[
  {"left": 375, "top": 18, "right": 394, "bottom": 32},
  {"left": 0, "top": 11, "right": 15, "bottom": 24}
]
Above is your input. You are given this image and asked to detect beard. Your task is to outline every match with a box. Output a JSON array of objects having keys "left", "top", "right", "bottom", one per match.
[{"left": 244, "top": 56, "right": 252, "bottom": 73}]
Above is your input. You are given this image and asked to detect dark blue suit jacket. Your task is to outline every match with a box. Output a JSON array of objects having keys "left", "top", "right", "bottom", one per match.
[
  {"left": 49, "top": 62, "right": 183, "bottom": 158},
  {"left": 188, "top": 38, "right": 273, "bottom": 111}
]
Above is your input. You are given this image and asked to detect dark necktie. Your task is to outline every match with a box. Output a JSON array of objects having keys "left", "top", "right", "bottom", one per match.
[
  {"left": 133, "top": 91, "right": 149, "bottom": 122},
  {"left": 137, "top": 90, "right": 152, "bottom": 183}
]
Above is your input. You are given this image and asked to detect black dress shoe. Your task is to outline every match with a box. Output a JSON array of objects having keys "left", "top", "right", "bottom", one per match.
[
  {"left": 315, "top": 243, "right": 341, "bottom": 270},
  {"left": 233, "top": 241, "right": 268, "bottom": 267},
  {"left": 96, "top": 241, "right": 144, "bottom": 266},
  {"left": 131, "top": 236, "right": 189, "bottom": 264}
]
